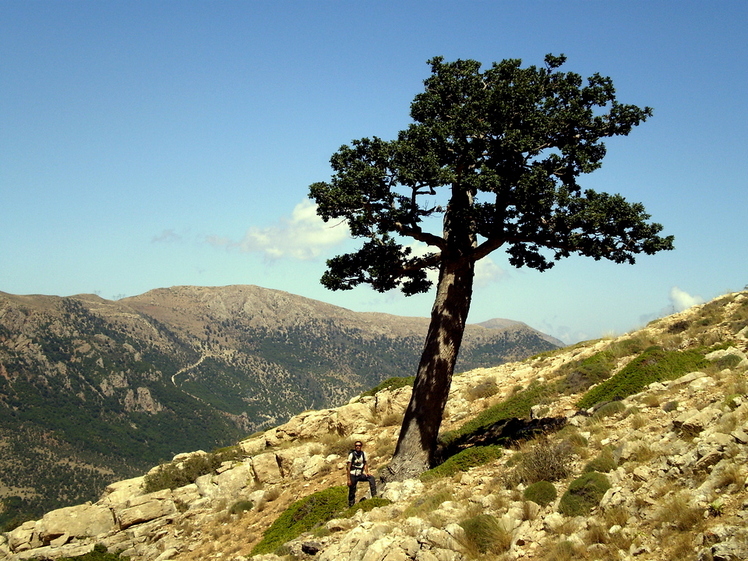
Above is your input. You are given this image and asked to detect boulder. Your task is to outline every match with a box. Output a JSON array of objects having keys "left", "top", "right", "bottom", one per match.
[
  {"left": 213, "top": 462, "right": 254, "bottom": 496},
  {"left": 239, "top": 435, "right": 267, "bottom": 456},
  {"left": 114, "top": 489, "right": 177, "bottom": 529},
  {"left": 7, "top": 520, "right": 40, "bottom": 553},
  {"left": 37, "top": 503, "right": 116, "bottom": 542},
  {"left": 251, "top": 451, "right": 283, "bottom": 484},
  {"left": 99, "top": 476, "right": 145, "bottom": 506}
]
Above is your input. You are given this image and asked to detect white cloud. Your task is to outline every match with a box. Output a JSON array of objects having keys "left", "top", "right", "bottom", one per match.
[
  {"left": 208, "top": 200, "right": 349, "bottom": 260},
  {"left": 474, "top": 257, "right": 506, "bottom": 288},
  {"left": 669, "top": 286, "right": 704, "bottom": 312}
]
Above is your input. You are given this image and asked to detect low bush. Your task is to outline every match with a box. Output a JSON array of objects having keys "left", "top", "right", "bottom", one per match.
[
  {"left": 558, "top": 350, "right": 616, "bottom": 394},
  {"left": 558, "top": 472, "right": 611, "bottom": 516},
  {"left": 402, "top": 490, "right": 452, "bottom": 519},
  {"left": 523, "top": 481, "right": 557, "bottom": 506},
  {"left": 583, "top": 448, "right": 616, "bottom": 473},
  {"left": 421, "top": 445, "right": 502, "bottom": 482},
  {"left": 228, "top": 500, "right": 254, "bottom": 515},
  {"left": 510, "top": 437, "right": 574, "bottom": 485},
  {"left": 143, "top": 452, "right": 223, "bottom": 493},
  {"left": 458, "top": 514, "right": 511, "bottom": 555},
  {"left": 360, "top": 376, "right": 415, "bottom": 398},
  {"left": 251, "top": 486, "right": 348, "bottom": 556},
  {"left": 577, "top": 346, "right": 709, "bottom": 409}
]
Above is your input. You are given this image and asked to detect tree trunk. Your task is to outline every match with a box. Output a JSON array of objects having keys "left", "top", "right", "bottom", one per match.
[{"left": 382, "top": 256, "right": 475, "bottom": 481}]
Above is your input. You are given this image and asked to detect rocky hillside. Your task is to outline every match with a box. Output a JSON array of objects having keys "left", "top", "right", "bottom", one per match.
[
  {"left": 0, "top": 285, "right": 560, "bottom": 524},
  {"left": 2, "top": 290, "right": 746, "bottom": 561}
]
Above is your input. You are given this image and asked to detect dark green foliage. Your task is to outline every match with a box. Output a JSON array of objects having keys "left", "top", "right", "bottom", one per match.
[
  {"left": 420, "top": 445, "right": 502, "bottom": 481},
  {"left": 360, "top": 376, "right": 415, "bottom": 397},
  {"left": 229, "top": 500, "right": 254, "bottom": 515},
  {"left": 459, "top": 514, "right": 510, "bottom": 555},
  {"left": 523, "top": 481, "right": 558, "bottom": 506},
  {"left": 584, "top": 448, "right": 617, "bottom": 473},
  {"left": 143, "top": 452, "right": 226, "bottom": 493},
  {"left": 577, "top": 346, "right": 709, "bottom": 409},
  {"left": 251, "top": 486, "right": 349, "bottom": 556},
  {"left": 558, "top": 472, "right": 611, "bottom": 516}
]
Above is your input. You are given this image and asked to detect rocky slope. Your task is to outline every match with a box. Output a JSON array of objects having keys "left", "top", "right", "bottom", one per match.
[
  {"left": 0, "top": 285, "right": 560, "bottom": 524},
  {"left": 2, "top": 290, "right": 747, "bottom": 560}
]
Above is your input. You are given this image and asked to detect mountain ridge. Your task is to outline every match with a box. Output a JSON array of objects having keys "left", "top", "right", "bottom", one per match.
[
  {"left": 0, "top": 284, "right": 560, "bottom": 523},
  {"left": 2, "top": 290, "right": 747, "bottom": 561}
]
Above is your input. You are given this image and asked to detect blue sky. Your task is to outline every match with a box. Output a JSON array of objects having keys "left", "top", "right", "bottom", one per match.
[{"left": 1, "top": 1, "right": 746, "bottom": 344}]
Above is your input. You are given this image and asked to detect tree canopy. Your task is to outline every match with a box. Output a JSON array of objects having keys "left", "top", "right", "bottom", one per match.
[{"left": 309, "top": 54, "right": 673, "bottom": 479}]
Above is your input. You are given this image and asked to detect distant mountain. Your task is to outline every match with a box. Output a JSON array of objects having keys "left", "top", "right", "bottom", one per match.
[{"left": 0, "top": 284, "right": 560, "bottom": 521}]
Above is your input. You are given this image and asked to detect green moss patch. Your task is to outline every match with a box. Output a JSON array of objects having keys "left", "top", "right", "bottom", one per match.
[
  {"left": 251, "top": 486, "right": 349, "bottom": 556},
  {"left": 420, "top": 445, "right": 502, "bottom": 482},
  {"left": 577, "top": 347, "right": 708, "bottom": 409}
]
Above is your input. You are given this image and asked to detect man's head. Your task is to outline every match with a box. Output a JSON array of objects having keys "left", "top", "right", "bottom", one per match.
[{"left": 354, "top": 441, "right": 363, "bottom": 449}]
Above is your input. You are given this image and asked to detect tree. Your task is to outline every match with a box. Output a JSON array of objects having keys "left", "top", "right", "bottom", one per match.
[{"left": 309, "top": 54, "right": 674, "bottom": 481}]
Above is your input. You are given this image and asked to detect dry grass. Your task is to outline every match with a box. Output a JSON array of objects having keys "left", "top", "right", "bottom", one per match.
[
  {"left": 654, "top": 492, "right": 704, "bottom": 532},
  {"left": 507, "top": 437, "right": 574, "bottom": 486}
]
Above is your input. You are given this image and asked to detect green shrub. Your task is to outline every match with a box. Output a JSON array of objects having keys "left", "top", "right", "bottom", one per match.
[
  {"left": 229, "top": 500, "right": 254, "bottom": 515},
  {"left": 251, "top": 486, "right": 348, "bottom": 556},
  {"left": 143, "top": 452, "right": 223, "bottom": 493},
  {"left": 558, "top": 472, "right": 611, "bottom": 516},
  {"left": 523, "top": 481, "right": 557, "bottom": 506},
  {"left": 577, "top": 347, "right": 708, "bottom": 409},
  {"left": 421, "top": 445, "right": 502, "bottom": 482},
  {"left": 458, "top": 514, "right": 511, "bottom": 555},
  {"left": 360, "top": 376, "right": 415, "bottom": 397},
  {"left": 583, "top": 448, "right": 616, "bottom": 473}
]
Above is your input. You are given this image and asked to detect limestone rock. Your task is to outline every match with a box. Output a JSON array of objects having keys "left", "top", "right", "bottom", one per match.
[
  {"left": 115, "top": 489, "right": 177, "bottom": 529},
  {"left": 38, "top": 503, "right": 116, "bottom": 542},
  {"left": 251, "top": 451, "right": 283, "bottom": 484}
]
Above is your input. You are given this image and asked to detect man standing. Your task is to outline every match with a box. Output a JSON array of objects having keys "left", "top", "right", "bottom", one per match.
[{"left": 347, "top": 441, "right": 377, "bottom": 507}]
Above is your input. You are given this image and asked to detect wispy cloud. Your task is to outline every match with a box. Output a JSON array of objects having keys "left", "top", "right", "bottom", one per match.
[
  {"left": 152, "top": 229, "right": 184, "bottom": 243},
  {"left": 207, "top": 200, "right": 349, "bottom": 260},
  {"left": 669, "top": 286, "right": 704, "bottom": 312}
]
